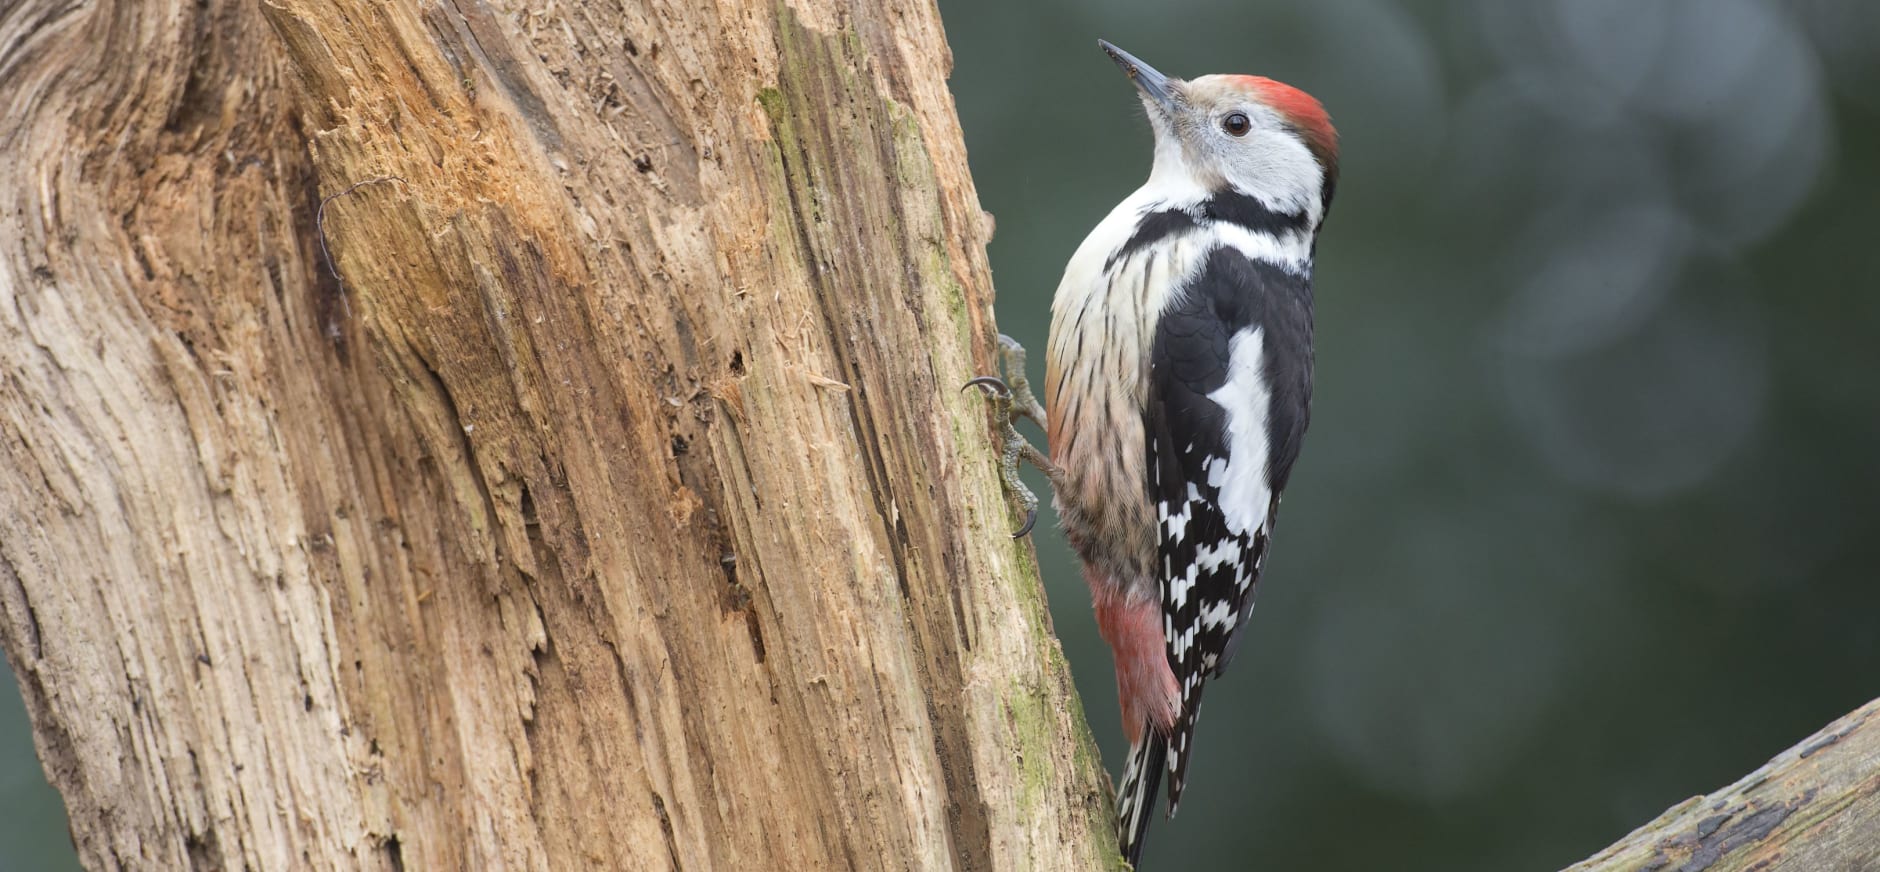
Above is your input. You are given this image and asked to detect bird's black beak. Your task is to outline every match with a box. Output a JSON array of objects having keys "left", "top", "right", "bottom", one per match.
[{"left": 1098, "top": 40, "right": 1176, "bottom": 112}]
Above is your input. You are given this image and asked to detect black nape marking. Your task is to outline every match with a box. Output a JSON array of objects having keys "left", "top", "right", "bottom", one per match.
[
  {"left": 1106, "top": 209, "right": 1199, "bottom": 272},
  {"left": 1199, "top": 189, "right": 1309, "bottom": 238}
]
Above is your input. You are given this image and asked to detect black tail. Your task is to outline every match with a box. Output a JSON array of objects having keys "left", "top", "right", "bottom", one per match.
[{"left": 1116, "top": 728, "right": 1167, "bottom": 867}]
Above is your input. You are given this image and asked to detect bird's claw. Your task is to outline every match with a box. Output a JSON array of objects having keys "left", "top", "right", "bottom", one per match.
[
  {"left": 962, "top": 375, "right": 1012, "bottom": 397},
  {"left": 966, "top": 336, "right": 1055, "bottom": 538},
  {"left": 1013, "top": 506, "right": 1038, "bottom": 539},
  {"left": 995, "top": 336, "right": 1048, "bottom": 427}
]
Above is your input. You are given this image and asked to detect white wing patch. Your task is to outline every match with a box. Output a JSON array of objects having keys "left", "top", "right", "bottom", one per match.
[{"left": 1205, "top": 328, "right": 1274, "bottom": 536}]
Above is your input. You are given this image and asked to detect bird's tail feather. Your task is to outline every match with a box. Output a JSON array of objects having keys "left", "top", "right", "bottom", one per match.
[{"left": 1116, "top": 727, "right": 1167, "bottom": 867}]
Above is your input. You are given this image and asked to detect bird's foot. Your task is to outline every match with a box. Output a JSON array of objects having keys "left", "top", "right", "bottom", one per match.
[
  {"left": 964, "top": 335, "right": 1058, "bottom": 539},
  {"left": 995, "top": 334, "right": 1048, "bottom": 427}
]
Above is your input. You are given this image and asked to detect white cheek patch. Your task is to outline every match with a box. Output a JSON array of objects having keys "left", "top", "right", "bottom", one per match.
[{"left": 1196, "top": 106, "right": 1325, "bottom": 222}]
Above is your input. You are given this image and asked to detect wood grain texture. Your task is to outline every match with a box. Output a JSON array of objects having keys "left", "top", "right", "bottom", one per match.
[
  {"left": 0, "top": 0, "right": 1118, "bottom": 868},
  {"left": 1568, "top": 698, "right": 1880, "bottom": 872}
]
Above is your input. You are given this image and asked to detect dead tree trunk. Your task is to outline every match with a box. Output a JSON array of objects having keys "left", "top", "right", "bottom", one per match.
[{"left": 0, "top": 0, "right": 1117, "bottom": 868}]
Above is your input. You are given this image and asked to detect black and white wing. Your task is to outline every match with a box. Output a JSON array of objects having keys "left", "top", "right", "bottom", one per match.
[{"left": 1144, "top": 245, "right": 1313, "bottom": 812}]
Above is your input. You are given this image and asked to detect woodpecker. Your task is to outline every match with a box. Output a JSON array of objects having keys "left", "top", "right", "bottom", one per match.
[{"left": 968, "top": 41, "right": 1337, "bottom": 866}]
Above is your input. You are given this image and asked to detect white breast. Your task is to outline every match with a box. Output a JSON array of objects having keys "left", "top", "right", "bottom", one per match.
[{"left": 1044, "top": 183, "right": 1212, "bottom": 583}]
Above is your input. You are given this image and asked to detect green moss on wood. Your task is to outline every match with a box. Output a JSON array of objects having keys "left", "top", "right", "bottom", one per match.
[{"left": 755, "top": 4, "right": 1120, "bottom": 866}]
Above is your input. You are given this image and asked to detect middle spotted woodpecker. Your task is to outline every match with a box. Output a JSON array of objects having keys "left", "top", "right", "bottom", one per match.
[{"left": 968, "top": 40, "right": 1338, "bottom": 866}]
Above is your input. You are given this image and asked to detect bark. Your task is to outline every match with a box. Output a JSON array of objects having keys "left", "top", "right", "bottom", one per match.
[
  {"left": 1568, "top": 697, "right": 1880, "bottom": 872},
  {"left": 0, "top": 0, "right": 1117, "bottom": 869}
]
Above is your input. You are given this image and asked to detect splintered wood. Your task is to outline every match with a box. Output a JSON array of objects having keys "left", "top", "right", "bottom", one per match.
[{"left": 0, "top": 0, "right": 1118, "bottom": 868}]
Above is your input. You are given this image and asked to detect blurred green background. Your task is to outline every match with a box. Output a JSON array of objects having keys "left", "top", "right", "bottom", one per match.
[
  {"left": 6, "top": 1, "right": 1880, "bottom": 869},
  {"left": 943, "top": 0, "right": 1880, "bottom": 869}
]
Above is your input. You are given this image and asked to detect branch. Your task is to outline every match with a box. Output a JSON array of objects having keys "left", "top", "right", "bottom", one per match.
[{"left": 1568, "top": 698, "right": 1880, "bottom": 872}]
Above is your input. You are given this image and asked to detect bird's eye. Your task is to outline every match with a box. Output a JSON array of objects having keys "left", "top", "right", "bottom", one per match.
[{"left": 1222, "top": 112, "right": 1252, "bottom": 137}]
